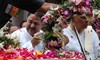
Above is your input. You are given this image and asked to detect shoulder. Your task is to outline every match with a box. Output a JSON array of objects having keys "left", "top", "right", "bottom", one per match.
[
  {"left": 62, "top": 25, "right": 71, "bottom": 33},
  {"left": 11, "top": 28, "right": 26, "bottom": 35}
]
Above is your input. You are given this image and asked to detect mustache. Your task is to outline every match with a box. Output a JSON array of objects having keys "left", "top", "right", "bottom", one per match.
[{"left": 29, "top": 27, "right": 36, "bottom": 30}]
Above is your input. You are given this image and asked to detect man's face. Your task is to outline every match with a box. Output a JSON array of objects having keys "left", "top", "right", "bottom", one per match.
[
  {"left": 27, "top": 14, "right": 42, "bottom": 36},
  {"left": 74, "top": 15, "right": 88, "bottom": 29}
]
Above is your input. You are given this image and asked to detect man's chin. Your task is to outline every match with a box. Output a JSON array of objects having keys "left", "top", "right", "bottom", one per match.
[{"left": 28, "top": 29, "right": 35, "bottom": 34}]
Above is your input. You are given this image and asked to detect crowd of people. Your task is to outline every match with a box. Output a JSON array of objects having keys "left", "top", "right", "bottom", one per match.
[{"left": 2, "top": 12, "right": 99, "bottom": 60}]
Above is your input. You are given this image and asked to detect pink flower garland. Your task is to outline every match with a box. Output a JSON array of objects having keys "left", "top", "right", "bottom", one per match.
[{"left": 0, "top": 48, "right": 85, "bottom": 60}]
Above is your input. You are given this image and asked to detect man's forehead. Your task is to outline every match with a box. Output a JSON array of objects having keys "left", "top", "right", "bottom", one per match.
[
  {"left": 28, "top": 15, "right": 36, "bottom": 19},
  {"left": 27, "top": 16, "right": 40, "bottom": 21}
]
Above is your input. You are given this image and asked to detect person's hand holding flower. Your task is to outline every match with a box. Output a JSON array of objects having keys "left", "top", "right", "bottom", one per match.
[{"left": 31, "top": 32, "right": 44, "bottom": 47}]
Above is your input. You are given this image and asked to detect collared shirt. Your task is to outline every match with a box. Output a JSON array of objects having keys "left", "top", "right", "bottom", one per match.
[
  {"left": 11, "top": 27, "right": 44, "bottom": 51},
  {"left": 62, "top": 25, "right": 100, "bottom": 60}
]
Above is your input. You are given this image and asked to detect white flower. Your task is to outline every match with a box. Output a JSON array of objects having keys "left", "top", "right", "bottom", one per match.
[
  {"left": 11, "top": 33, "right": 19, "bottom": 40},
  {"left": 0, "top": 42, "right": 4, "bottom": 49},
  {"left": 53, "top": 24, "right": 62, "bottom": 33},
  {"left": 50, "top": 5, "right": 59, "bottom": 11},
  {"left": 5, "top": 34, "right": 11, "bottom": 39},
  {"left": 10, "top": 35, "right": 19, "bottom": 44},
  {"left": 0, "top": 30, "right": 4, "bottom": 36},
  {"left": 44, "top": 50, "right": 51, "bottom": 54},
  {"left": 93, "top": 9, "right": 100, "bottom": 15}
]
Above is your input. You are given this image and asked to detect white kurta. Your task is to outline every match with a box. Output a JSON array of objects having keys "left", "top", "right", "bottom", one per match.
[
  {"left": 11, "top": 27, "right": 44, "bottom": 51},
  {"left": 62, "top": 25, "right": 100, "bottom": 60}
]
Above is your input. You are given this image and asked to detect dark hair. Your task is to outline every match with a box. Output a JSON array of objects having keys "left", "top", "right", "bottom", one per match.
[
  {"left": 20, "top": 20, "right": 27, "bottom": 28},
  {"left": 35, "top": 12, "right": 44, "bottom": 18},
  {"left": 28, "top": 12, "right": 44, "bottom": 18}
]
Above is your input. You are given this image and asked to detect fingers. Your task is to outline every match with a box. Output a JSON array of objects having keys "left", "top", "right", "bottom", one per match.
[
  {"left": 48, "top": 40, "right": 58, "bottom": 47},
  {"left": 31, "top": 38, "right": 40, "bottom": 47}
]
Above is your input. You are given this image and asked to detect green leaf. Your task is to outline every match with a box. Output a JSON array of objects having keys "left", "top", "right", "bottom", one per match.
[{"left": 45, "top": 31, "right": 53, "bottom": 40}]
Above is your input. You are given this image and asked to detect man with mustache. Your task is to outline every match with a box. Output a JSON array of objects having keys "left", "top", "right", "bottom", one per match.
[{"left": 11, "top": 12, "right": 44, "bottom": 51}]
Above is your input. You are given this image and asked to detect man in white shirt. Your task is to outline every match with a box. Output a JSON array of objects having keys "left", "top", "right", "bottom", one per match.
[
  {"left": 62, "top": 13, "right": 100, "bottom": 60},
  {"left": 11, "top": 12, "right": 44, "bottom": 51}
]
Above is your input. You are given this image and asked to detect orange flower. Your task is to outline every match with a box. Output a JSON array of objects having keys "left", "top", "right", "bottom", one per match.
[
  {"left": 35, "top": 51, "right": 43, "bottom": 56},
  {"left": 8, "top": 56, "right": 23, "bottom": 60},
  {"left": 0, "top": 56, "right": 4, "bottom": 60}
]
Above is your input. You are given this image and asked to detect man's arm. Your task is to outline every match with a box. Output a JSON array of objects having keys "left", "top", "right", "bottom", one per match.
[
  {"left": 0, "top": 0, "right": 57, "bottom": 14},
  {"left": 37, "top": 2, "right": 57, "bottom": 13},
  {"left": 0, "top": 0, "right": 57, "bottom": 28},
  {"left": 8, "top": 0, "right": 57, "bottom": 14},
  {"left": 10, "top": 0, "right": 45, "bottom": 13}
]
